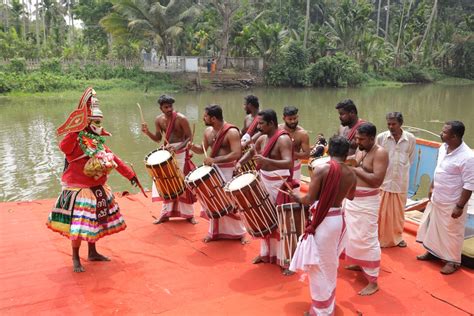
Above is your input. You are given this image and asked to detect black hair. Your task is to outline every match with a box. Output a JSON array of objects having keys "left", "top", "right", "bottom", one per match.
[
  {"left": 335, "top": 99, "right": 358, "bottom": 115},
  {"left": 328, "top": 135, "right": 350, "bottom": 158},
  {"left": 158, "top": 94, "right": 175, "bottom": 105},
  {"left": 386, "top": 112, "right": 404, "bottom": 124},
  {"left": 283, "top": 105, "right": 298, "bottom": 116},
  {"left": 258, "top": 109, "right": 278, "bottom": 126},
  {"left": 357, "top": 122, "right": 377, "bottom": 138},
  {"left": 445, "top": 120, "right": 465, "bottom": 139},
  {"left": 244, "top": 95, "right": 259, "bottom": 109},
  {"left": 205, "top": 104, "right": 223, "bottom": 121}
]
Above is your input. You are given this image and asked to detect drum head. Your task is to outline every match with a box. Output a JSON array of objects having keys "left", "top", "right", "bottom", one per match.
[
  {"left": 228, "top": 172, "right": 256, "bottom": 191},
  {"left": 187, "top": 165, "right": 213, "bottom": 182},
  {"left": 146, "top": 150, "right": 171, "bottom": 165},
  {"left": 310, "top": 156, "right": 330, "bottom": 169}
]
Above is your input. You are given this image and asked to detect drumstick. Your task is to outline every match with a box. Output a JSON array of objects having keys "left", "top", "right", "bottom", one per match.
[
  {"left": 277, "top": 188, "right": 290, "bottom": 196},
  {"left": 136, "top": 103, "right": 145, "bottom": 124},
  {"left": 272, "top": 172, "right": 293, "bottom": 191},
  {"left": 202, "top": 141, "right": 208, "bottom": 158},
  {"left": 160, "top": 130, "right": 169, "bottom": 146},
  {"left": 191, "top": 123, "right": 196, "bottom": 142}
]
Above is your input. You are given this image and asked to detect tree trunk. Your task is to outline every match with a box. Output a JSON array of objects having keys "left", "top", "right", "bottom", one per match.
[
  {"left": 376, "top": 0, "right": 381, "bottom": 36},
  {"left": 415, "top": 0, "right": 437, "bottom": 63},
  {"left": 384, "top": 0, "right": 390, "bottom": 42},
  {"left": 35, "top": 0, "right": 40, "bottom": 47},
  {"left": 395, "top": 0, "right": 413, "bottom": 66},
  {"left": 213, "top": 0, "right": 238, "bottom": 71},
  {"left": 303, "top": 0, "right": 310, "bottom": 49}
]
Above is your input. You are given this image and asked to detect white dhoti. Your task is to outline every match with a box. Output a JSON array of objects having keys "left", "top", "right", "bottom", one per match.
[
  {"left": 205, "top": 163, "right": 246, "bottom": 240},
  {"left": 293, "top": 160, "right": 301, "bottom": 195},
  {"left": 290, "top": 206, "right": 343, "bottom": 316},
  {"left": 258, "top": 169, "right": 290, "bottom": 265},
  {"left": 152, "top": 145, "right": 195, "bottom": 220},
  {"left": 344, "top": 187, "right": 381, "bottom": 283},
  {"left": 416, "top": 200, "right": 468, "bottom": 264}
]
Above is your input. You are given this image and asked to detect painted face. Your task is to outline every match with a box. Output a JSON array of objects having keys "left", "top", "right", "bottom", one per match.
[
  {"left": 355, "top": 132, "right": 373, "bottom": 151},
  {"left": 89, "top": 119, "right": 103, "bottom": 135},
  {"left": 283, "top": 114, "right": 298, "bottom": 130},
  {"left": 387, "top": 118, "right": 402, "bottom": 135},
  {"left": 338, "top": 109, "right": 352, "bottom": 126},
  {"left": 440, "top": 124, "right": 452, "bottom": 143},
  {"left": 160, "top": 103, "right": 173, "bottom": 116},
  {"left": 203, "top": 111, "right": 213, "bottom": 126}
]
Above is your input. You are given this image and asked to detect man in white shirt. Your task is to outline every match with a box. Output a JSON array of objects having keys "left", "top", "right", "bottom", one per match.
[
  {"left": 416, "top": 121, "right": 474, "bottom": 274},
  {"left": 376, "top": 112, "right": 416, "bottom": 247}
]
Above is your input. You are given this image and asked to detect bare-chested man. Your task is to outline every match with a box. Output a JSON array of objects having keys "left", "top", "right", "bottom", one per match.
[
  {"left": 289, "top": 135, "right": 356, "bottom": 316},
  {"left": 336, "top": 99, "right": 365, "bottom": 156},
  {"left": 344, "top": 122, "right": 388, "bottom": 295},
  {"left": 241, "top": 95, "right": 260, "bottom": 145},
  {"left": 237, "top": 109, "right": 294, "bottom": 272},
  {"left": 141, "top": 95, "right": 197, "bottom": 224},
  {"left": 279, "top": 106, "right": 310, "bottom": 187},
  {"left": 189, "top": 104, "right": 248, "bottom": 244}
]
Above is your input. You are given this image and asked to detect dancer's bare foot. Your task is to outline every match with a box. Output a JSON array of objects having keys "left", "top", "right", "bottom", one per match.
[
  {"left": 359, "top": 282, "right": 379, "bottom": 296},
  {"left": 73, "top": 258, "right": 85, "bottom": 273},
  {"left": 240, "top": 236, "right": 250, "bottom": 245},
  {"left": 203, "top": 236, "right": 214, "bottom": 243},
  {"left": 88, "top": 252, "right": 110, "bottom": 261},
  {"left": 187, "top": 217, "right": 198, "bottom": 225},
  {"left": 345, "top": 264, "right": 362, "bottom": 271},
  {"left": 252, "top": 255, "right": 264, "bottom": 264},
  {"left": 282, "top": 268, "right": 295, "bottom": 276},
  {"left": 397, "top": 240, "right": 407, "bottom": 248},
  {"left": 153, "top": 217, "right": 169, "bottom": 224}
]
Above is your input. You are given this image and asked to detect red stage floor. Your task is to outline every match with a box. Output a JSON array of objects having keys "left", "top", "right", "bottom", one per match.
[{"left": 1, "top": 194, "right": 473, "bottom": 315}]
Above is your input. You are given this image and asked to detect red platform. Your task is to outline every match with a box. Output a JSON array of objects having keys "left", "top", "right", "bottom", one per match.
[{"left": 1, "top": 194, "right": 473, "bottom": 315}]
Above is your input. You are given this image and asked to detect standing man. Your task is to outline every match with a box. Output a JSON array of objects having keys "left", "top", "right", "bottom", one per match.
[
  {"left": 141, "top": 95, "right": 197, "bottom": 225},
  {"left": 47, "top": 88, "right": 137, "bottom": 272},
  {"left": 416, "top": 121, "right": 474, "bottom": 274},
  {"left": 237, "top": 109, "right": 294, "bottom": 271},
  {"left": 336, "top": 99, "right": 365, "bottom": 155},
  {"left": 189, "top": 105, "right": 247, "bottom": 244},
  {"left": 344, "top": 122, "right": 388, "bottom": 295},
  {"left": 240, "top": 95, "right": 260, "bottom": 146},
  {"left": 289, "top": 136, "right": 356, "bottom": 316},
  {"left": 376, "top": 112, "right": 416, "bottom": 248},
  {"left": 279, "top": 106, "right": 310, "bottom": 187}
]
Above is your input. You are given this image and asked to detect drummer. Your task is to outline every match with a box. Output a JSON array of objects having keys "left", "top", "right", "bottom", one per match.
[
  {"left": 240, "top": 95, "right": 260, "bottom": 147},
  {"left": 141, "top": 94, "right": 197, "bottom": 225},
  {"left": 278, "top": 106, "right": 310, "bottom": 189},
  {"left": 188, "top": 104, "right": 248, "bottom": 244},
  {"left": 237, "top": 109, "right": 296, "bottom": 273}
]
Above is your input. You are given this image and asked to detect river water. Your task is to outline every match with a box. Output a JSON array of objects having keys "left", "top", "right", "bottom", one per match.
[{"left": 1, "top": 84, "right": 472, "bottom": 201}]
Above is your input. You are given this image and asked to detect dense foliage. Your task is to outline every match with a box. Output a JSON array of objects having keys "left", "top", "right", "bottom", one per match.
[{"left": 0, "top": 0, "right": 473, "bottom": 91}]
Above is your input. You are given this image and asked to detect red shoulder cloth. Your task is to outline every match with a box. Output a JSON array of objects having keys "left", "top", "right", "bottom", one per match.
[
  {"left": 346, "top": 119, "right": 365, "bottom": 141},
  {"left": 246, "top": 116, "right": 259, "bottom": 136},
  {"left": 303, "top": 159, "right": 342, "bottom": 238},
  {"left": 261, "top": 129, "right": 288, "bottom": 158},
  {"left": 165, "top": 111, "right": 178, "bottom": 142},
  {"left": 210, "top": 123, "right": 239, "bottom": 158}
]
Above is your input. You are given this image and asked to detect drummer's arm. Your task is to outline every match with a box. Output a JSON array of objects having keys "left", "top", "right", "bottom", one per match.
[
  {"left": 189, "top": 131, "right": 209, "bottom": 155},
  {"left": 294, "top": 165, "right": 324, "bottom": 206},
  {"left": 144, "top": 118, "right": 163, "bottom": 143},
  {"left": 238, "top": 137, "right": 260, "bottom": 165},
  {"left": 295, "top": 131, "right": 310, "bottom": 160}
]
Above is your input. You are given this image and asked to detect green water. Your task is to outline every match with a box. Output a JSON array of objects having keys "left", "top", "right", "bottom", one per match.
[{"left": 1, "top": 84, "right": 473, "bottom": 201}]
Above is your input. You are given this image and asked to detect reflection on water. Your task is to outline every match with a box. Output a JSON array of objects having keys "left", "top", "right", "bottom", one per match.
[{"left": 0, "top": 85, "right": 472, "bottom": 201}]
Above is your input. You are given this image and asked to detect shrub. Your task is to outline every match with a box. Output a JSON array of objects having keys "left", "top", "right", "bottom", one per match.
[
  {"left": 40, "top": 58, "right": 63, "bottom": 73},
  {"left": 305, "top": 53, "right": 366, "bottom": 87},
  {"left": 389, "top": 64, "right": 433, "bottom": 83},
  {"left": 8, "top": 58, "right": 27, "bottom": 73}
]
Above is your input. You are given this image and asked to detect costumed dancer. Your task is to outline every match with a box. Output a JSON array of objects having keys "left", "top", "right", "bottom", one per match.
[
  {"left": 189, "top": 104, "right": 248, "bottom": 244},
  {"left": 141, "top": 95, "right": 197, "bottom": 224},
  {"left": 289, "top": 136, "right": 356, "bottom": 316},
  {"left": 237, "top": 109, "right": 296, "bottom": 273},
  {"left": 47, "top": 88, "right": 138, "bottom": 273}
]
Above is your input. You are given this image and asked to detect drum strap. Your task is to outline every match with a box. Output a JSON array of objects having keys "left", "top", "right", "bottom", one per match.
[
  {"left": 346, "top": 119, "right": 365, "bottom": 141},
  {"left": 165, "top": 111, "right": 178, "bottom": 141},
  {"left": 210, "top": 123, "right": 239, "bottom": 158},
  {"left": 303, "top": 160, "right": 341, "bottom": 239},
  {"left": 91, "top": 185, "right": 109, "bottom": 225},
  {"left": 247, "top": 116, "right": 259, "bottom": 136}
]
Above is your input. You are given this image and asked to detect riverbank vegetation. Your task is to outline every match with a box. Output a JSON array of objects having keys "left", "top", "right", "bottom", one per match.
[{"left": 0, "top": 0, "right": 473, "bottom": 93}]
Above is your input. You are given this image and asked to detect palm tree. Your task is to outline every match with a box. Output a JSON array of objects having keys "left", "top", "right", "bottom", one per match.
[{"left": 101, "top": 0, "right": 200, "bottom": 61}]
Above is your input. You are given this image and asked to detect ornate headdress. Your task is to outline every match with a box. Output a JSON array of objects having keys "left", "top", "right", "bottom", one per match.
[{"left": 56, "top": 87, "right": 109, "bottom": 136}]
